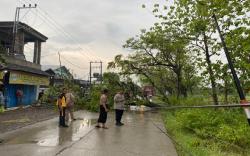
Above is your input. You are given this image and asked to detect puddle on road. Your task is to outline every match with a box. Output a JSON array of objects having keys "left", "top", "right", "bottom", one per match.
[
  {"left": 37, "top": 118, "right": 97, "bottom": 147},
  {"left": 1, "top": 118, "right": 97, "bottom": 147}
]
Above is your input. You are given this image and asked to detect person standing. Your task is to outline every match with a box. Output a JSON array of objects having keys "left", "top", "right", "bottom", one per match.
[
  {"left": 96, "top": 89, "right": 109, "bottom": 129},
  {"left": 16, "top": 89, "right": 23, "bottom": 107},
  {"left": 65, "top": 90, "right": 76, "bottom": 121},
  {"left": 37, "top": 90, "right": 44, "bottom": 105},
  {"left": 57, "top": 88, "right": 68, "bottom": 127},
  {"left": 114, "top": 90, "right": 125, "bottom": 126}
]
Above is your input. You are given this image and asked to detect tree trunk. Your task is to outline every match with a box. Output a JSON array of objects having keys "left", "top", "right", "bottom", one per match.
[
  {"left": 203, "top": 32, "right": 219, "bottom": 105},
  {"left": 175, "top": 66, "right": 187, "bottom": 98},
  {"left": 224, "top": 79, "right": 228, "bottom": 104}
]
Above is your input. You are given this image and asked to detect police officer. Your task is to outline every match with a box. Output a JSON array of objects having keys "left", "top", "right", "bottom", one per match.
[{"left": 57, "top": 88, "right": 68, "bottom": 127}]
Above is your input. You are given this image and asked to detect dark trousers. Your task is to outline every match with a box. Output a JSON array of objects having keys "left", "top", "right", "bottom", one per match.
[
  {"left": 115, "top": 109, "right": 124, "bottom": 123},
  {"left": 59, "top": 107, "right": 66, "bottom": 126},
  {"left": 17, "top": 97, "right": 22, "bottom": 106},
  {"left": 98, "top": 105, "right": 107, "bottom": 123}
]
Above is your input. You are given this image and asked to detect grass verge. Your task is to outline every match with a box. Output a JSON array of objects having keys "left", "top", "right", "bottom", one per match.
[{"left": 163, "top": 109, "right": 250, "bottom": 156}]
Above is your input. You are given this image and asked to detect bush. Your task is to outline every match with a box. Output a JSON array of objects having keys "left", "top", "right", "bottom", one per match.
[
  {"left": 164, "top": 108, "right": 250, "bottom": 155},
  {"left": 168, "top": 96, "right": 210, "bottom": 106}
]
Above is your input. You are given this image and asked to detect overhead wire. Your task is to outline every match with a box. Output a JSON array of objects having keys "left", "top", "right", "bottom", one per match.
[
  {"left": 21, "top": 0, "right": 98, "bottom": 62},
  {"left": 60, "top": 55, "right": 89, "bottom": 70},
  {"left": 18, "top": 0, "right": 106, "bottom": 78},
  {"left": 26, "top": 0, "right": 103, "bottom": 61},
  {"left": 19, "top": 9, "right": 31, "bottom": 21},
  {"left": 18, "top": 0, "right": 93, "bottom": 62}
]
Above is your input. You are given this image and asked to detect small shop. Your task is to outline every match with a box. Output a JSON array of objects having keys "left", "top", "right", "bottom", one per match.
[
  {"left": 0, "top": 21, "right": 49, "bottom": 108},
  {"left": 2, "top": 70, "right": 49, "bottom": 108}
]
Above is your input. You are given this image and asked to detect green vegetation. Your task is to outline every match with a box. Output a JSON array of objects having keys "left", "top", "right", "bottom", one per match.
[
  {"left": 43, "top": 72, "right": 143, "bottom": 112},
  {"left": 163, "top": 108, "right": 250, "bottom": 156},
  {"left": 82, "top": 72, "right": 144, "bottom": 112},
  {"left": 107, "top": 1, "right": 250, "bottom": 154},
  {"left": 43, "top": 79, "right": 85, "bottom": 110},
  {"left": 43, "top": 1, "right": 250, "bottom": 155}
]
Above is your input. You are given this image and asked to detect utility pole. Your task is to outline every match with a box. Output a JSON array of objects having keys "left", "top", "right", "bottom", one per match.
[
  {"left": 89, "top": 61, "right": 103, "bottom": 85},
  {"left": 213, "top": 13, "right": 250, "bottom": 125},
  {"left": 12, "top": 4, "right": 37, "bottom": 54},
  {"left": 100, "top": 61, "right": 103, "bottom": 84},
  {"left": 58, "top": 52, "right": 62, "bottom": 78},
  {"left": 89, "top": 62, "right": 92, "bottom": 85}
]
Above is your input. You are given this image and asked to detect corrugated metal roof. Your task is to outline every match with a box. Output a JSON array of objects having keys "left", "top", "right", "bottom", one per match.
[{"left": 2, "top": 63, "right": 50, "bottom": 76}]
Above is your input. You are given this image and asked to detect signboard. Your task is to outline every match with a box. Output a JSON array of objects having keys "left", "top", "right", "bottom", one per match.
[{"left": 9, "top": 71, "right": 49, "bottom": 86}]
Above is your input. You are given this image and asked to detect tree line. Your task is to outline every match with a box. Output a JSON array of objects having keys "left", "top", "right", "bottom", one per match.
[{"left": 108, "top": 0, "right": 250, "bottom": 105}]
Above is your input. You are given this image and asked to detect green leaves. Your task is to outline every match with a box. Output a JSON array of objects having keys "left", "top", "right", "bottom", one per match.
[{"left": 111, "top": 0, "right": 250, "bottom": 101}]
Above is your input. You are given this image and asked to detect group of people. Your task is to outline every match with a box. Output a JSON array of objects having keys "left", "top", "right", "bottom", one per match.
[
  {"left": 56, "top": 87, "right": 126, "bottom": 129},
  {"left": 57, "top": 88, "right": 76, "bottom": 127},
  {"left": 96, "top": 89, "right": 126, "bottom": 129}
]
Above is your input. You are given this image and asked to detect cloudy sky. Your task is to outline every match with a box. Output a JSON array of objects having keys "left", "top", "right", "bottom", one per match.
[{"left": 0, "top": 0, "right": 168, "bottom": 79}]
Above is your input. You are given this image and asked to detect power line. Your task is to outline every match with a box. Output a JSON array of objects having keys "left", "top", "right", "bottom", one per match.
[
  {"left": 60, "top": 55, "right": 89, "bottom": 70},
  {"left": 20, "top": 0, "right": 101, "bottom": 62},
  {"left": 25, "top": 0, "right": 103, "bottom": 61},
  {"left": 18, "top": 0, "right": 93, "bottom": 62},
  {"left": 19, "top": 9, "right": 31, "bottom": 21}
]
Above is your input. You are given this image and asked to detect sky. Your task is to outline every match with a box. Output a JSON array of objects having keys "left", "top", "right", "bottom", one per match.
[{"left": 0, "top": 0, "right": 168, "bottom": 79}]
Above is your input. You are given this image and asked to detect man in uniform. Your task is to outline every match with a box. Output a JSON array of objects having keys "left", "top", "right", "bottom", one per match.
[
  {"left": 114, "top": 90, "right": 126, "bottom": 126},
  {"left": 57, "top": 88, "right": 68, "bottom": 127}
]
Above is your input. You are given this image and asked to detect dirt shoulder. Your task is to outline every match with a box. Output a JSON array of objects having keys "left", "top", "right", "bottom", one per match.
[{"left": 0, "top": 105, "right": 58, "bottom": 134}]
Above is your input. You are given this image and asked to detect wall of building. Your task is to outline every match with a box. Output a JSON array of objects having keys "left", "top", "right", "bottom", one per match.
[{"left": 4, "top": 84, "right": 37, "bottom": 107}]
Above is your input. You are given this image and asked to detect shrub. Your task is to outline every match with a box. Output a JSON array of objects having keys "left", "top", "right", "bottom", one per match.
[
  {"left": 164, "top": 107, "right": 250, "bottom": 155},
  {"left": 168, "top": 96, "right": 210, "bottom": 106}
]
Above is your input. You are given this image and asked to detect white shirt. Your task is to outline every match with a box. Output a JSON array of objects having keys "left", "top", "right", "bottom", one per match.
[{"left": 114, "top": 93, "right": 125, "bottom": 110}]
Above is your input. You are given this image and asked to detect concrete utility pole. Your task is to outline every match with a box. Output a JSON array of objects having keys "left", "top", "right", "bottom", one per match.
[
  {"left": 58, "top": 52, "right": 62, "bottom": 78},
  {"left": 100, "top": 61, "right": 103, "bottom": 84},
  {"left": 89, "top": 61, "right": 103, "bottom": 85},
  {"left": 213, "top": 13, "right": 250, "bottom": 125},
  {"left": 12, "top": 3, "right": 37, "bottom": 54},
  {"left": 89, "top": 62, "right": 92, "bottom": 85}
]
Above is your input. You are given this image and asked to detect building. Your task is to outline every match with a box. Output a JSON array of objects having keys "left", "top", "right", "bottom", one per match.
[
  {"left": 45, "top": 66, "right": 73, "bottom": 86},
  {"left": 0, "top": 21, "right": 49, "bottom": 108},
  {"left": 45, "top": 66, "right": 90, "bottom": 88}
]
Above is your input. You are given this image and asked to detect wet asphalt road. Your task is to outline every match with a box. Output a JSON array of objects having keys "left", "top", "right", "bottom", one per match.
[{"left": 0, "top": 110, "right": 177, "bottom": 156}]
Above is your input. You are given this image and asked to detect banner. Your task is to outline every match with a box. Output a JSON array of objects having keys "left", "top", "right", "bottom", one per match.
[{"left": 9, "top": 71, "right": 49, "bottom": 86}]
